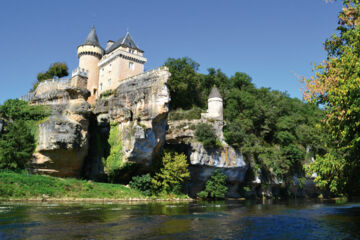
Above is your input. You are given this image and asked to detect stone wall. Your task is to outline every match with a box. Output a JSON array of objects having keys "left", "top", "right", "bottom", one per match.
[{"left": 35, "top": 79, "right": 71, "bottom": 96}]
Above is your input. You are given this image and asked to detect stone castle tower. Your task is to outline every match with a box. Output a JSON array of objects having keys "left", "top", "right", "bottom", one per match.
[
  {"left": 76, "top": 26, "right": 147, "bottom": 103},
  {"left": 77, "top": 26, "right": 104, "bottom": 103},
  {"left": 206, "top": 86, "right": 223, "bottom": 120}
]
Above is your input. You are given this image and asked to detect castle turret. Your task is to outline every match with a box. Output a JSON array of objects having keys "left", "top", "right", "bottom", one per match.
[
  {"left": 207, "top": 86, "right": 223, "bottom": 120},
  {"left": 77, "top": 26, "right": 104, "bottom": 103}
]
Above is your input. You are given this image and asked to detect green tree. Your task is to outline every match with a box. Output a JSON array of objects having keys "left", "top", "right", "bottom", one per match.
[
  {"left": 0, "top": 99, "right": 49, "bottom": 121},
  {"left": 153, "top": 152, "right": 190, "bottom": 193},
  {"left": 37, "top": 62, "right": 68, "bottom": 81},
  {"left": 165, "top": 57, "right": 324, "bottom": 188},
  {"left": 0, "top": 120, "right": 35, "bottom": 170},
  {"left": 303, "top": 0, "right": 360, "bottom": 195},
  {"left": 165, "top": 57, "right": 202, "bottom": 109},
  {"left": 197, "top": 170, "right": 228, "bottom": 199},
  {"left": 129, "top": 174, "right": 153, "bottom": 196},
  {"left": 34, "top": 62, "right": 69, "bottom": 91},
  {"left": 0, "top": 99, "right": 49, "bottom": 170}
]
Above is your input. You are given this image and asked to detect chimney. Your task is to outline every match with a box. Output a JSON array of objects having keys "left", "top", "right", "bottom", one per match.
[{"left": 106, "top": 40, "right": 114, "bottom": 51}]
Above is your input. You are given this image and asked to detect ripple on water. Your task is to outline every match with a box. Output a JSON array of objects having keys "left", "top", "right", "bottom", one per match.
[{"left": 0, "top": 201, "right": 359, "bottom": 240}]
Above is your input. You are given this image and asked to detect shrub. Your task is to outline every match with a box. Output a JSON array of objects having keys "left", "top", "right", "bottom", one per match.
[
  {"left": 168, "top": 106, "right": 202, "bottom": 121},
  {"left": 101, "top": 90, "right": 114, "bottom": 98},
  {"left": 129, "top": 174, "right": 152, "bottom": 196},
  {"left": 195, "top": 123, "right": 217, "bottom": 149},
  {"left": 153, "top": 152, "right": 190, "bottom": 193},
  {"left": 197, "top": 170, "right": 228, "bottom": 199}
]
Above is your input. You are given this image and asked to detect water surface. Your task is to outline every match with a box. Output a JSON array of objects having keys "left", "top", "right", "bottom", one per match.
[{"left": 0, "top": 200, "right": 359, "bottom": 240}]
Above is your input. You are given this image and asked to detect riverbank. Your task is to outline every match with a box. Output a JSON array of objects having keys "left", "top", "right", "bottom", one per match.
[{"left": 0, "top": 170, "right": 191, "bottom": 202}]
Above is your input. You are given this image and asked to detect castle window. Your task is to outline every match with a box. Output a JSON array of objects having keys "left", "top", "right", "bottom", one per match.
[
  {"left": 129, "top": 62, "right": 134, "bottom": 70},
  {"left": 108, "top": 79, "right": 111, "bottom": 87},
  {"left": 100, "top": 83, "right": 103, "bottom": 91}
]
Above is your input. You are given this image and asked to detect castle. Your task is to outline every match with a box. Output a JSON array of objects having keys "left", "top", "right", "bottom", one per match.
[
  {"left": 72, "top": 26, "right": 223, "bottom": 120},
  {"left": 74, "top": 26, "right": 147, "bottom": 103},
  {"left": 22, "top": 26, "right": 223, "bottom": 121}
]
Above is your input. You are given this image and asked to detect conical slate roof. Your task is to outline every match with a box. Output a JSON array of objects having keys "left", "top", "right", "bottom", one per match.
[
  {"left": 209, "top": 86, "right": 222, "bottom": 99},
  {"left": 83, "top": 26, "right": 101, "bottom": 47},
  {"left": 106, "top": 32, "right": 143, "bottom": 54}
]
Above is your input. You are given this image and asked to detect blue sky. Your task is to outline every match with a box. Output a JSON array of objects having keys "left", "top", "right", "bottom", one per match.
[{"left": 0, "top": 0, "right": 343, "bottom": 104}]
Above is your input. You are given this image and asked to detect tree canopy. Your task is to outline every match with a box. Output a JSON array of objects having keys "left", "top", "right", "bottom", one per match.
[
  {"left": 303, "top": 0, "right": 360, "bottom": 195},
  {"left": 165, "top": 58, "right": 325, "bottom": 185}
]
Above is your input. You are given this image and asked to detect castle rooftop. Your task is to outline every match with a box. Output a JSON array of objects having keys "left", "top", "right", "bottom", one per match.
[
  {"left": 106, "top": 32, "right": 143, "bottom": 54},
  {"left": 82, "top": 26, "right": 101, "bottom": 48},
  {"left": 209, "top": 86, "right": 222, "bottom": 99}
]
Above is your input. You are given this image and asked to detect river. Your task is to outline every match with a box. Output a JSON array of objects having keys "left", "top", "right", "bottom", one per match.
[{"left": 0, "top": 200, "right": 359, "bottom": 240}]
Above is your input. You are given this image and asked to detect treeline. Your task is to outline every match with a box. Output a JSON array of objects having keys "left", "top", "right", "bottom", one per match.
[{"left": 165, "top": 57, "right": 326, "bottom": 185}]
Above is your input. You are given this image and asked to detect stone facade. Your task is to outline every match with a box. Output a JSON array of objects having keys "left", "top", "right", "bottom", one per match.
[{"left": 98, "top": 45, "right": 146, "bottom": 94}]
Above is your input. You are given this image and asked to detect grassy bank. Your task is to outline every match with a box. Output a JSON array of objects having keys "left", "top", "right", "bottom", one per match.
[
  {"left": 0, "top": 171, "right": 191, "bottom": 201},
  {"left": 0, "top": 170, "right": 147, "bottom": 200}
]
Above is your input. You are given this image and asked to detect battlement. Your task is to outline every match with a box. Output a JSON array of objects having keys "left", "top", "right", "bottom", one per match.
[
  {"left": 72, "top": 67, "right": 88, "bottom": 78},
  {"left": 35, "top": 78, "right": 71, "bottom": 95}
]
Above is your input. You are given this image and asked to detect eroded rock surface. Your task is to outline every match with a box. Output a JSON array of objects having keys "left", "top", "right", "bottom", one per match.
[
  {"left": 31, "top": 87, "right": 91, "bottom": 177},
  {"left": 166, "top": 119, "right": 248, "bottom": 197},
  {"left": 94, "top": 67, "right": 171, "bottom": 166}
]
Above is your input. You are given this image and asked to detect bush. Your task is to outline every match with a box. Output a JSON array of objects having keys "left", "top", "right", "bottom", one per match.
[
  {"left": 168, "top": 106, "right": 203, "bottom": 121},
  {"left": 197, "top": 170, "right": 228, "bottom": 199},
  {"left": 153, "top": 152, "right": 190, "bottom": 193},
  {"left": 195, "top": 123, "right": 218, "bottom": 149},
  {"left": 129, "top": 174, "right": 152, "bottom": 196}
]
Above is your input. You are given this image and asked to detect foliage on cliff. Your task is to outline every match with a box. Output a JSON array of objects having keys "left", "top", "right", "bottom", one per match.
[
  {"left": 0, "top": 100, "right": 49, "bottom": 170},
  {"left": 303, "top": 0, "right": 360, "bottom": 195},
  {"left": 195, "top": 123, "right": 219, "bottom": 149},
  {"left": 103, "top": 124, "right": 123, "bottom": 172},
  {"left": 165, "top": 58, "right": 325, "bottom": 183}
]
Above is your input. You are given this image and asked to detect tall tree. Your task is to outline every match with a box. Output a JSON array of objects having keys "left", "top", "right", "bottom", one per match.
[
  {"left": 303, "top": 0, "right": 360, "bottom": 195},
  {"left": 165, "top": 57, "right": 202, "bottom": 109}
]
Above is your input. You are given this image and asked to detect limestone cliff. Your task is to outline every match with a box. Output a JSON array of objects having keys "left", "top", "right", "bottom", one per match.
[
  {"left": 166, "top": 119, "right": 248, "bottom": 197},
  {"left": 30, "top": 86, "right": 91, "bottom": 177},
  {"left": 85, "top": 67, "right": 171, "bottom": 176}
]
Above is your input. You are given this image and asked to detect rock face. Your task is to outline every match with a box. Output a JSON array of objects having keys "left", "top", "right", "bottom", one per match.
[
  {"left": 30, "top": 87, "right": 91, "bottom": 177},
  {"left": 166, "top": 119, "right": 248, "bottom": 197},
  {"left": 93, "top": 67, "right": 171, "bottom": 166},
  {"left": 26, "top": 67, "right": 170, "bottom": 178}
]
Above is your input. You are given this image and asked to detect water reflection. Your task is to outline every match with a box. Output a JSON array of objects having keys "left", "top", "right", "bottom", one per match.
[{"left": 0, "top": 200, "right": 359, "bottom": 240}]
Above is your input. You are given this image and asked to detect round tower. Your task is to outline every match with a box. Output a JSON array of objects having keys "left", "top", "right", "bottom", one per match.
[
  {"left": 208, "top": 86, "right": 223, "bottom": 120},
  {"left": 77, "top": 26, "right": 104, "bottom": 103}
]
